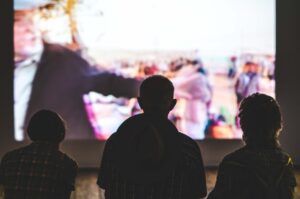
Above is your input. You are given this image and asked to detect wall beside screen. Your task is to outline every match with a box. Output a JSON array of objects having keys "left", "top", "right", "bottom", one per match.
[{"left": 1, "top": 0, "right": 300, "bottom": 167}]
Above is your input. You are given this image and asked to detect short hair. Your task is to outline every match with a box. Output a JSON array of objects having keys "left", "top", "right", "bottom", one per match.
[
  {"left": 238, "top": 93, "right": 282, "bottom": 147},
  {"left": 27, "top": 110, "right": 66, "bottom": 143},
  {"left": 139, "top": 75, "right": 174, "bottom": 103}
]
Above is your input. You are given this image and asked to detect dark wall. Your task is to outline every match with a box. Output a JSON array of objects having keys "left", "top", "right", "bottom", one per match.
[
  {"left": 0, "top": 0, "right": 15, "bottom": 157},
  {"left": 276, "top": 0, "right": 300, "bottom": 165},
  {"left": 1, "top": 0, "right": 299, "bottom": 167}
]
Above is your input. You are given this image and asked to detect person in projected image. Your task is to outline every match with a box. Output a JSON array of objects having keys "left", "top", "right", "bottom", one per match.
[
  {"left": 235, "top": 61, "right": 261, "bottom": 105},
  {"left": 171, "top": 59, "right": 212, "bottom": 139},
  {"left": 0, "top": 110, "right": 77, "bottom": 199},
  {"left": 98, "top": 75, "right": 207, "bottom": 199},
  {"left": 13, "top": 0, "right": 141, "bottom": 141},
  {"left": 208, "top": 93, "right": 297, "bottom": 199}
]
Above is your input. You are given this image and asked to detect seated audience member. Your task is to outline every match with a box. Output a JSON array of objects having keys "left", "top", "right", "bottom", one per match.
[
  {"left": 0, "top": 110, "right": 78, "bottom": 199},
  {"left": 97, "top": 75, "right": 207, "bottom": 199},
  {"left": 208, "top": 93, "right": 297, "bottom": 199}
]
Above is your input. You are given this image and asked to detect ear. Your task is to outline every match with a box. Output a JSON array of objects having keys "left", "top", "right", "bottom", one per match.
[{"left": 169, "top": 99, "right": 177, "bottom": 111}]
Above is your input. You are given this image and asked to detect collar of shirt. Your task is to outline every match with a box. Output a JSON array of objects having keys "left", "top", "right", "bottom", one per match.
[
  {"left": 13, "top": 48, "right": 43, "bottom": 141},
  {"left": 15, "top": 49, "right": 43, "bottom": 69}
]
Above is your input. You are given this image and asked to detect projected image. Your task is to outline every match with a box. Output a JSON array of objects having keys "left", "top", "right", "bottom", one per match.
[{"left": 13, "top": 0, "right": 275, "bottom": 141}]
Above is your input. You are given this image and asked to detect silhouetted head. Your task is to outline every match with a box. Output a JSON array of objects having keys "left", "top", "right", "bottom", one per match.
[
  {"left": 238, "top": 93, "right": 282, "bottom": 148},
  {"left": 138, "top": 75, "right": 176, "bottom": 117},
  {"left": 27, "top": 110, "right": 66, "bottom": 143}
]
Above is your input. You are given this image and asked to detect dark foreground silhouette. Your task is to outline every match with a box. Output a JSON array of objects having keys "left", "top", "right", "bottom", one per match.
[
  {"left": 208, "top": 93, "right": 297, "bottom": 199},
  {"left": 0, "top": 110, "right": 78, "bottom": 199},
  {"left": 98, "top": 75, "right": 207, "bottom": 199}
]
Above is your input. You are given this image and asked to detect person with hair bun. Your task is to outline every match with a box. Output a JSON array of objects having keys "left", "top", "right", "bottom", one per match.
[{"left": 208, "top": 93, "right": 297, "bottom": 199}]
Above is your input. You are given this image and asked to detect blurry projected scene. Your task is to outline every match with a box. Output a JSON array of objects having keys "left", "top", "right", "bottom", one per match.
[{"left": 14, "top": 0, "right": 275, "bottom": 141}]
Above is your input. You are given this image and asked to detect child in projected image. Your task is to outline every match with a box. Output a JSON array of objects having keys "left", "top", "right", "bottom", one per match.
[
  {"left": 171, "top": 59, "right": 212, "bottom": 139},
  {"left": 235, "top": 61, "right": 261, "bottom": 105}
]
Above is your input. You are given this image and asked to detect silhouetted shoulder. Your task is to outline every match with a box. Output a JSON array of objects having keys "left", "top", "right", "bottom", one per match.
[
  {"left": 1, "top": 144, "right": 77, "bottom": 169},
  {"left": 102, "top": 114, "right": 146, "bottom": 156},
  {"left": 115, "top": 114, "right": 144, "bottom": 131},
  {"left": 177, "top": 132, "right": 200, "bottom": 152},
  {"left": 59, "top": 151, "right": 78, "bottom": 168},
  {"left": 1, "top": 145, "right": 31, "bottom": 160},
  {"left": 221, "top": 147, "right": 247, "bottom": 163},
  {"left": 221, "top": 146, "right": 292, "bottom": 166},
  {"left": 175, "top": 132, "right": 205, "bottom": 170}
]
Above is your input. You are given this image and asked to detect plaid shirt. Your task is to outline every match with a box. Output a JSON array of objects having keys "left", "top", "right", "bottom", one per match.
[
  {"left": 0, "top": 142, "right": 77, "bottom": 199},
  {"left": 98, "top": 132, "right": 207, "bottom": 199}
]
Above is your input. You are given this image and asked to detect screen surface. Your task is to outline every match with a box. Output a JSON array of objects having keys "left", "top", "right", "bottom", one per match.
[{"left": 13, "top": 0, "right": 275, "bottom": 141}]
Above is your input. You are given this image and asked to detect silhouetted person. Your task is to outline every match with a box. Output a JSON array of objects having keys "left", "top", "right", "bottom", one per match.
[
  {"left": 0, "top": 110, "right": 77, "bottom": 199},
  {"left": 97, "top": 75, "right": 207, "bottom": 199},
  {"left": 208, "top": 93, "right": 297, "bottom": 199}
]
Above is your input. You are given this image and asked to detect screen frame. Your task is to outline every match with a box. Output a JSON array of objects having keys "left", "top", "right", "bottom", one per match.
[{"left": 1, "top": 0, "right": 300, "bottom": 167}]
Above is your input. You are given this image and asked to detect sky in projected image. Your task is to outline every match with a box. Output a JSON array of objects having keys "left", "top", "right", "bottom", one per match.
[
  {"left": 76, "top": 0, "right": 275, "bottom": 56},
  {"left": 73, "top": 0, "right": 275, "bottom": 140}
]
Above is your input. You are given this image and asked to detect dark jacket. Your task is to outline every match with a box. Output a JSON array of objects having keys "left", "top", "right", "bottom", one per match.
[
  {"left": 24, "top": 44, "right": 140, "bottom": 139},
  {"left": 98, "top": 113, "right": 207, "bottom": 199},
  {"left": 208, "top": 146, "right": 297, "bottom": 199}
]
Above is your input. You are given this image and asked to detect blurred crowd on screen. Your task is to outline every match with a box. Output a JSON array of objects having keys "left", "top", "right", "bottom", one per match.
[{"left": 82, "top": 54, "right": 275, "bottom": 140}]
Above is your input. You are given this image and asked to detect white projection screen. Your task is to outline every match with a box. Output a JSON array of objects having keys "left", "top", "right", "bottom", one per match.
[{"left": 13, "top": 0, "right": 275, "bottom": 141}]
